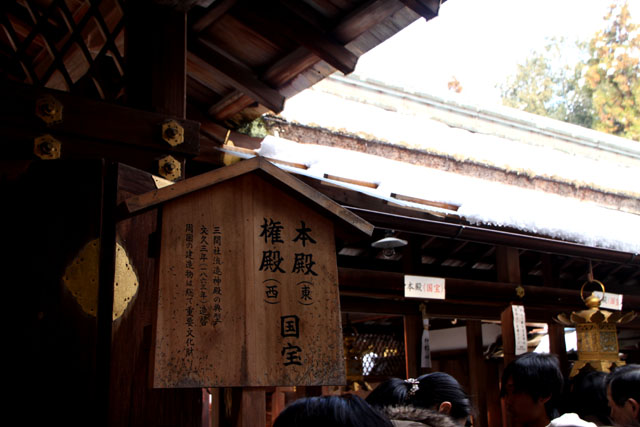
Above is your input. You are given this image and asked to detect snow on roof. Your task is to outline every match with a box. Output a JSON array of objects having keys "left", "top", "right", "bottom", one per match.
[
  {"left": 257, "top": 136, "right": 640, "bottom": 255},
  {"left": 278, "top": 76, "right": 640, "bottom": 198}
]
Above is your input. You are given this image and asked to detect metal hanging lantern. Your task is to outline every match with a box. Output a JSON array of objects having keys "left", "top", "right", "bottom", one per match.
[{"left": 555, "top": 280, "right": 636, "bottom": 377}]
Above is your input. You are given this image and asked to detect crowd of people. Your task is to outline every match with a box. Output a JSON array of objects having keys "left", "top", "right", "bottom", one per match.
[{"left": 273, "top": 353, "right": 640, "bottom": 427}]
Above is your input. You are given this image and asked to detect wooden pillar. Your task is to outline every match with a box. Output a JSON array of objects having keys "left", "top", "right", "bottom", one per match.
[
  {"left": 97, "top": 160, "right": 119, "bottom": 427},
  {"left": 6, "top": 161, "right": 105, "bottom": 425},
  {"left": 500, "top": 306, "right": 517, "bottom": 365},
  {"left": 497, "top": 246, "right": 520, "bottom": 427},
  {"left": 543, "top": 254, "right": 569, "bottom": 377},
  {"left": 239, "top": 389, "right": 266, "bottom": 427},
  {"left": 485, "top": 360, "right": 503, "bottom": 427},
  {"left": 403, "top": 237, "right": 422, "bottom": 378},
  {"left": 108, "top": 165, "right": 203, "bottom": 426},
  {"left": 270, "top": 388, "right": 286, "bottom": 425},
  {"left": 404, "top": 313, "right": 422, "bottom": 379},
  {"left": 497, "top": 246, "right": 521, "bottom": 365},
  {"left": 125, "top": 0, "right": 187, "bottom": 118},
  {"left": 496, "top": 246, "right": 521, "bottom": 285},
  {"left": 466, "top": 320, "right": 488, "bottom": 427},
  {"left": 105, "top": 2, "right": 198, "bottom": 425}
]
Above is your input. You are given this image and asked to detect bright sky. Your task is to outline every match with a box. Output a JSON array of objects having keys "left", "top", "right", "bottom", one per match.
[{"left": 353, "top": 0, "right": 637, "bottom": 105}]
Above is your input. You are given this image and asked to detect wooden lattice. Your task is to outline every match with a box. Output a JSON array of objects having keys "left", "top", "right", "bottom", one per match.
[
  {"left": 1, "top": 0, "right": 126, "bottom": 101},
  {"left": 347, "top": 320, "right": 407, "bottom": 379}
]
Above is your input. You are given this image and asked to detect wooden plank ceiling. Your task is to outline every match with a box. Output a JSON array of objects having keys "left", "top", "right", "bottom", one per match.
[{"left": 1, "top": 0, "right": 441, "bottom": 127}]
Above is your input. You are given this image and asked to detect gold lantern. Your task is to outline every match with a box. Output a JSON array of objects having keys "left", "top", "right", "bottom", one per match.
[{"left": 555, "top": 280, "right": 636, "bottom": 377}]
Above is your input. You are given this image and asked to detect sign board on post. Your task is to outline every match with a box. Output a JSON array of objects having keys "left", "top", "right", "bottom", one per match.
[
  {"left": 125, "top": 158, "right": 374, "bottom": 388},
  {"left": 512, "top": 305, "right": 527, "bottom": 356},
  {"left": 404, "top": 275, "right": 446, "bottom": 300}
]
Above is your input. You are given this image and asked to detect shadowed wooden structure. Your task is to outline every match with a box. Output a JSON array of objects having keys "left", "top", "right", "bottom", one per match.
[{"left": 2, "top": 1, "right": 638, "bottom": 427}]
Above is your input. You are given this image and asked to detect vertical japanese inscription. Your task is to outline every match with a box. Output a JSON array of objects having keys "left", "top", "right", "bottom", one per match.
[
  {"left": 184, "top": 224, "right": 195, "bottom": 368},
  {"left": 259, "top": 218, "right": 320, "bottom": 368},
  {"left": 199, "top": 226, "right": 210, "bottom": 327},
  {"left": 212, "top": 226, "right": 223, "bottom": 325}
]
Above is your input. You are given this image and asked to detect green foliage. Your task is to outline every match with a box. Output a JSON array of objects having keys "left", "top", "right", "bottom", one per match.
[
  {"left": 237, "top": 117, "right": 269, "bottom": 138},
  {"left": 500, "top": 1, "right": 639, "bottom": 141},
  {"left": 584, "top": 2, "right": 640, "bottom": 141},
  {"left": 501, "top": 38, "right": 594, "bottom": 128}
]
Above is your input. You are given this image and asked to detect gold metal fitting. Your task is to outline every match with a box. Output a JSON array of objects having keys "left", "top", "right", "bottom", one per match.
[
  {"left": 158, "top": 155, "right": 181, "bottom": 181},
  {"left": 36, "top": 95, "right": 63, "bottom": 125},
  {"left": 516, "top": 285, "right": 525, "bottom": 298},
  {"left": 34, "top": 134, "right": 61, "bottom": 160},
  {"left": 161, "top": 120, "right": 184, "bottom": 146}
]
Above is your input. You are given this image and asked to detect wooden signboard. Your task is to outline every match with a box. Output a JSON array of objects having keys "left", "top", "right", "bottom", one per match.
[{"left": 126, "top": 158, "right": 373, "bottom": 388}]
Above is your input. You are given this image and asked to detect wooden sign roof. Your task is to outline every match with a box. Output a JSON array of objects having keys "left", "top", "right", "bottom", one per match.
[{"left": 125, "top": 156, "right": 374, "bottom": 236}]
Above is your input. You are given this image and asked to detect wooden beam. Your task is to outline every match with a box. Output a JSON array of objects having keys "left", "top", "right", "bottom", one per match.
[
  {"left": 238, "top": 3, "right": 358, "bottom": 75},
  {"left": 0, "top": 82, "right": 200, "bottom": 156},
  {"left": 333, "top": 0, "right": 405, "bottom": 42},
  {"left": 190, "top": 39, "right": 285, "bottom": 113},
  {"left": 191, "top": 0, "right": 237, "bottom": 33},
  {"left": 150, "top": 0, "right": 203, "bottom": 12},
  {"left": 206, "top": 0, "right": 405, "bottom": 120},
  {"left": 207, "top": 91, "right": 251, "bottom": 120},
  {"left": 400, "top": 0, "right": 440, "bottom": 20},
  {"left": 338, "top": 267, "right": 640, "bottom": 315},
  {"left": 339, "top": 296, "right": 586, "bottom": 324},
  {"left": 434, "top": 241, "right": 469, "bottom": 267},
  {"left": 346, "top": 208, "right": 640, "bottom": 266},
  {"left": 276, "top": 0, "right": 331, "bottom": 31},
  {"left": 262, "top": 0, "right": 402, "bottom": 87},
  {"left": 262, "top": 46, "right": 325, "bottom": 87}
]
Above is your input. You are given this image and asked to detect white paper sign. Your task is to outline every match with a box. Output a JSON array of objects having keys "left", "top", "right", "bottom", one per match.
[
  {"left": 421, "top": 319, "right": 432, "bottom": 368},
  {"left": 592, "top": 291, "right": 623, "bottom": 311},
  {"left": 512, "top": 305, "right": 527, "bottom": 355},
  {"left": 404, "top": 275, "right": 446, "bottom": 300}
]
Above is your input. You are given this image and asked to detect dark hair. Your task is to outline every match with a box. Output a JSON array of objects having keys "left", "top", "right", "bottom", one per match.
[
  {"left": 412, "top": 372, "right": 473, "bottom": 420},
  {"left": 606, "top": 364, "right": 640, "bottom": 408},
  {"left": 568, "top": 370, "right": 610, "bottom": 425},
  {"left": 274, "top": 394, "right": 393, "bottom": 427},
  {"left": 366, "top": 373, "right": 472, "bottom": 421},
  {"left": 365, "top": 378, "right": 411, "bottom": 408},
  {"left": 500, "top": 353, "right": 564, "bottom": 418}
]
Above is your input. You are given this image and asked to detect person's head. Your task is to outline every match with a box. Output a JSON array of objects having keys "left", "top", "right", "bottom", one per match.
[
  {"left": 500, "top": 353, "right": 564, "bottom": 426},
  {"left": 411, "top": 372, "right": 473, "bottom": 425},
  {"left": 366, "top": 374, "right": 472, "bottom": 426},
  {"left": 568, "top": 370, "right": 610, "bottom": 425},
  {"left": 273, "top": 394, "right": 393, "bottom": 427},
  {"left": 606, "top": 364, "right": 640, "bottom": 426}
]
